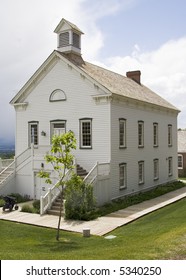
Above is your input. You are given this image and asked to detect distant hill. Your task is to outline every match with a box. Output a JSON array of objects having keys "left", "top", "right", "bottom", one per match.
[{"left": 0, "top": 138, "right": 15, "bottom": 148}]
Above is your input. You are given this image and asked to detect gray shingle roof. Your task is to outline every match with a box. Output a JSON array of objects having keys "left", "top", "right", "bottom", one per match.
[
  {"left": 178, "top": 130, "right": 186, "bottom": 152},
  {"left": 81, "top": 61, "right": 179, "bottom": 111},
  {"left": 54, "top": 18, "right": 84, "bottom": 34},
  {"left": 59, "top": 52, "right": 179, "bottom": 112}
]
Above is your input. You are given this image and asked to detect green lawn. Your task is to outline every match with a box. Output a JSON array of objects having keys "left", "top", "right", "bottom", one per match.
[{"left": 1, "top": 198, "right": 186, "bottom": 260}]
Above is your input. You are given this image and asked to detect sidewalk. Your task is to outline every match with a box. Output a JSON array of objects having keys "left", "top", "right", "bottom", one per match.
[{"left": 1, "top": 186, "right": 186, "bottom": 236}]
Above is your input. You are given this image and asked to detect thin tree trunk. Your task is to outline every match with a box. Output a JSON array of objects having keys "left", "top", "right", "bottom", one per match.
[{"left": 56, "top": 186, "right": 64, "bottom": 241}]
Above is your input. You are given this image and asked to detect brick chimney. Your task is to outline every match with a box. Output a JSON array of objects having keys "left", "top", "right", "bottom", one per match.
[{"left": 126, "top": 70, "right": 141, "bottom": 84}]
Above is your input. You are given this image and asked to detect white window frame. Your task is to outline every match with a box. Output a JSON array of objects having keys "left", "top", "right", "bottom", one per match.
[
  {"left": 153, "top": 123, "right": 158, "bottom": 147},
  {"left": 138, "top": 121, "right": 144, "bottom": 147},
  {"left": 178, "top": 154, "right": 183, "bottom": 169},
  {"left": 119, "top": 119, "right": 126, "bottom": 148},
  {"left": 153, "top": 159, "right": 159, "bottom": 180},
  {"left": 119, "top": 163, "right": 127, "bottom": 189},
  {"left": 168, "top": 157, "right": 173, "bottom": 176},
  {"left": 138, "top": 161, "right": 144, "bottom": 184},
  {"left": 28, "top": 122, "right": 38, "bottom": 146},
  {"left": 80, "top": 119, "right": 92, "bottom": 149},
  {"left": 168, "top": 124, "right": 172, "bottom": 146}
]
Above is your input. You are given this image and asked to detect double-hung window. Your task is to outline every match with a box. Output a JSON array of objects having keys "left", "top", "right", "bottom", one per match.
[
  {"left": 80, "top": 119, "right": 92, "bottom": 149},
  {"left": 153, "top": 159, "right": 159, "bottom": 180},
  {"left": 119, "top": 163, "right": 127, "bottom": 189},
  {"left": 138, "top": 121, "right": 144, "bottom": 147},
  {"left": 168, "top": 124, "right": 172, "bottom": 146},
  {"left": 168, "top": 157, "right": 173, "bottom": 176},
  {"left": 153, "top": 123, "right": 158, "bottom": 147},
  {"left": 138, "top": 161, "right": 144, "bottom": 184},
  {"left": 28, "top": 122, "right": 38, "bottom": 146},
  {"left": 119, "top": 119, "right": 126, "bottom": 148},
  {"left": 178, "top": 154, "right": 183, "bottom": 169}
]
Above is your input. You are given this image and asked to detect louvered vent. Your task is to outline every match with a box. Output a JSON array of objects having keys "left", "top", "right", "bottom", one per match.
[
  {"left": 59, "top": 32, "right": 69, "bottom": 47},
  {"left": 73, "top": 32, "right": 80, "bottom": 48}
]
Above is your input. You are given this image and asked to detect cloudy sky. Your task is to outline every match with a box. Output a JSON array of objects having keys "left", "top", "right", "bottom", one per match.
[{"left": 0, "top": 0, "right": 186, "bottom": 143}]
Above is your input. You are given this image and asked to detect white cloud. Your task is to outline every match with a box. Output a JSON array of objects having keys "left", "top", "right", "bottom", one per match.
[
  {"left": 0, "top": 0, "right": 87, "bottom": 141},
  {"left": 1, "top": 0, "right": 186, "bottom": 143},
  {"left": 104, "top": 37, "right": 186, "bottom": 128}
]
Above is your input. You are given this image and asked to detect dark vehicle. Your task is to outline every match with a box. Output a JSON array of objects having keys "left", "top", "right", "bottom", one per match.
[{"left": 2, "top": 196, "right": 19, "bottom": 212}]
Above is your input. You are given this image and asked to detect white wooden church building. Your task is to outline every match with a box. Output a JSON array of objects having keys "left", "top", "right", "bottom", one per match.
[{"left": 0, "top": 19, "right": 179, "bottom": 210}]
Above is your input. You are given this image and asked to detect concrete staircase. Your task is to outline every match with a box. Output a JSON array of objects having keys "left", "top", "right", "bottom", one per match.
[
  {"left": 47, "top": 164, "right": 88, "bottom": 216},
  {"left": 76, "top": 164, "right": 88, "bottom": 179},
  {"left": 47, "top": 196, "right": 64, "bottom": 216}
]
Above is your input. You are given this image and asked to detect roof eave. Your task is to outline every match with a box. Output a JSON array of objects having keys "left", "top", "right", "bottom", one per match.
[
  {"left": 54, "top": 18, "right": 84, "bottom": 34},
  {"left": 112, "top": 93, "right": 180, "bottom": 114},
  {"left": 10, "top": 51, "right": 58, "bottom": 105}
]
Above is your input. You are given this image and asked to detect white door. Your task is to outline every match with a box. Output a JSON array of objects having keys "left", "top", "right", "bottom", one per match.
[{"left": 34, "top": 173, "right": 50, "bottom": 199}]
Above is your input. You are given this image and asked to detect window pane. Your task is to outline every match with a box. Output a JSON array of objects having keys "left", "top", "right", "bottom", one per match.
[
  {"left": 52, "top": 122, "right": 66, "bottom": 137},
  {"left": 168, "top": 125, "right": 172, "bottom": 146},
  {"left": 119, "top": 120, "right": 126, "bottom": 147},
  {"left": 138, "top": 162, "right": 144, "bottom": 184},
  {"left": 154, "top": 159, "right": 159, "bottom": 179},
  {"left": 178, "top": 155, "right": 183, "bottom": 168},
  {"left": 30, "top": 123, "right": 38, "bottom": 145},
  {"left": 80, "top": 120, "right": 92, "bottom": 148},
  {"left": 168, "top": 157, "right": 173, "bottom": 176},
  {"left": 119, "top": 164, "right": 127, "bottom": 188},
  {"left": 153, "top": 124, "right": 158, "bottom": 146},
  {"left": 138, "top": 122, "right": 144, "bottom": 147}
]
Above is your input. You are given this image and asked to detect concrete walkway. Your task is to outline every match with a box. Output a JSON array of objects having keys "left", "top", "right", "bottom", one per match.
[{"left": 1, "top": 186, "right": 186, "bottom": 236}]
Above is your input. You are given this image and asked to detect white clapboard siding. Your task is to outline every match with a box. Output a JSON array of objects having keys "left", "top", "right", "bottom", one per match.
[
  {"left": 15, "top": 59, "right": 111, "bottom": 172},
  {"left": 109, "top": 100, "right": 178, "bottom": 200}
]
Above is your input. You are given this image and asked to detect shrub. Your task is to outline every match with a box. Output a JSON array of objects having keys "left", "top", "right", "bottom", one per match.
[
  {"left": 8, "top": 193, "right": 30, "bottom": 203},
  {"left": 97, "top": 180, "right": 186, "bottom": 216},
  {"left": 21, "top": 200, "right": 40, "bottom": 214},
  {"left": 65, "top": 174, "right": 96, "bottom": 220},
  {"left": 0, "top": 198, "right": 5, "bottom": 207},
  {"left": 32, "top": 200, "right": 40, "bottom": 212},
  {"left": 21, "top": 205, "right": 34, "bottom": 213}
]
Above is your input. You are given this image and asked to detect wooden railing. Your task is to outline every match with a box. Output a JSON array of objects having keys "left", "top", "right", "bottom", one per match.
[
  {"left": 15, "top": 147, "right": 31, "bottom": 169},
  {"left": 83, "top": 161, "right": 110, "bottom": 185},
  {"left": 0, "top": 160, "right": 15, "bottom": 190},
  {"left": 40, "top": 168, "right": 73, "bottom": 215}
]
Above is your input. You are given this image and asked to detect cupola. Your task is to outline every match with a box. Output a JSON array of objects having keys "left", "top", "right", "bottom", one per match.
[{"left": 54, "top": 18, "right": 84, "bottom": 56}]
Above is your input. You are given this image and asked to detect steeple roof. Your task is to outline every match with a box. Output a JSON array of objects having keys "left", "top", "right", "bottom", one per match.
[{"left": 54, "top": 18, "right": 84, "bottom": 34}]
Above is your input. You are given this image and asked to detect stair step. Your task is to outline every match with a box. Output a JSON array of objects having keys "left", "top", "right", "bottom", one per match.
[
  {"left": 53, "top": 202, "right": 61, "bottom": 206},
  {"left": 76, "top": 164, "right": 88, "bottom": 179},
  {"left": 47, "top": 163, "right": 89, "bottom": 216},
  {"left": 47, "top": 209, "right": 65, "bottom": 216}
]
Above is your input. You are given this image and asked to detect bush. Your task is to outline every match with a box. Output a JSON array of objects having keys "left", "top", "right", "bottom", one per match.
[
  {"left": 8, "top": 193, "right": 30, "bottom": 203},
  {"left": 0, "top": 198, "right": 5, "bottom": 207},
  {"left": 97, "top": 180, "right": 186, "bottom": 216},
  {"left": 21, "top": 200, "right": 40, "bottom": 214},
  {"left": 21, "top": 205, "right": 34, "bottom": 213},
  {"left": 65, "top": 174, "right": 97, "bottom": 220},
  {"left": 32, "top": 200, "right": 40, "bottom": 211}
]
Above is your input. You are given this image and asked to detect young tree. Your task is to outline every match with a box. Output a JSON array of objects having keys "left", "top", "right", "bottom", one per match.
[{"left": 38, "top": 131, "right": 76, "bottom": 241}]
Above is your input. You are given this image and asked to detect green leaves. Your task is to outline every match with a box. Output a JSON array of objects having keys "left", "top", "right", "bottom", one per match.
[
  {"left": 37, "top": 131, "right": 77, "bottom": 240},
  {"left": 38, "top": 131, "right": 77, "bottom": 186},
  {"left": 65, "top": 173, "right": 96, "bottom": 220}
]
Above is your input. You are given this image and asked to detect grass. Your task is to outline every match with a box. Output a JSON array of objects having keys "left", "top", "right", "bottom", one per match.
[{"left": 0, "top": 197, "right": 186, "bottom": 259}]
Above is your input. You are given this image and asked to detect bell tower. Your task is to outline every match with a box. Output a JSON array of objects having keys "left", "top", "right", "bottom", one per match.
[{"left": 54, "top": 18, "right": 84, "bottom": 56}]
